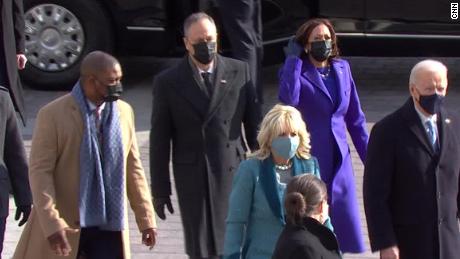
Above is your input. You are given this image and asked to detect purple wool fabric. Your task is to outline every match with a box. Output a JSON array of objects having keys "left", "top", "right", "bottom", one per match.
[{"left": 278, "top": 56, "right": 368, "bottom": 253}]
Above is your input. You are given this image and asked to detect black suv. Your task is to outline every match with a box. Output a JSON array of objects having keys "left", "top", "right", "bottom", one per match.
[{"left": 21, "top": 0, "right": 460, "bottom": 89}]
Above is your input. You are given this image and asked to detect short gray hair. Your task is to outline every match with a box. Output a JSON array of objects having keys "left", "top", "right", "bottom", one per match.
[
  {"left": 183, "top": 12, "right": 216, "bottom": 37},
  {"left": 409, "top": 59, "right": 448, "bottom": 85}
]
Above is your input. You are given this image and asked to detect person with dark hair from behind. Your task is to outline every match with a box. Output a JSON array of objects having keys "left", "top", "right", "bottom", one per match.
[{"left": 272, "top": 174, "right": 341, "bottom": 259}]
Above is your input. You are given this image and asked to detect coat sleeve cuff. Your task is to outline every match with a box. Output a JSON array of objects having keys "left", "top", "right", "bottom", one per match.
[{"left": 369, "top": 234, "right": 397, "bottom": 252}]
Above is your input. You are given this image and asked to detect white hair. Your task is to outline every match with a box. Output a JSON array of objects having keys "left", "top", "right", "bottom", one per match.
[{"left": 409, "top": 59, "right": 448, "bottom": 86}]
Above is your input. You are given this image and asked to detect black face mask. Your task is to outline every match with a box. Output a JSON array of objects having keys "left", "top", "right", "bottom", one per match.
[
  {"left": 309, "top": 40, "right": 332, "bottom": 62},
  {"left": 192, "top": 41, "right": 217, "bottom": 64},
  {"left": 104, "top": 82, "right": 123, "bottom": 102},
  {"left": 418, "top": 93, "right": 444, "bottom": 115}
]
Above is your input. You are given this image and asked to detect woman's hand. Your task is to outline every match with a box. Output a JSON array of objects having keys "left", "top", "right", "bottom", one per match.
[{"left": 283, "top": 37, "right": 304, "bottom": 58}]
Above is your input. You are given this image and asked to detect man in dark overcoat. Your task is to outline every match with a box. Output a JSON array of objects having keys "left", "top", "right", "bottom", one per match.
[
  {"left": 1, "top": 0, "right": 27, "bottom": 122},
  {"left": 364, "top": 59, "right": 460, "bottom": 259},
  {"left": 216, "top": 0, "right": 263, "bottom": 102},
  {"left": 150, "top": 12, "right": 261, "bottom": 259},
  {"left": 0, "top": 87, "right": 31, "bottom": 255}
]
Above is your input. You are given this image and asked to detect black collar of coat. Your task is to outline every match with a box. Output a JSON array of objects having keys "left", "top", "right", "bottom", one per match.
[
  {"left": 173, "top": 55, "right": 236, "bottom": 121},
  {"left": 401, "top": 97, "right": 449, "bottom": 157},
  {"left": 291, "top": 217, "right": 340, "bottom": 253}
]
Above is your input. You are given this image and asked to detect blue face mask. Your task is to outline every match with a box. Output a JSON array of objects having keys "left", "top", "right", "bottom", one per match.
[{"left": 271, "top": 136, "right": 300, "bottom": 160}]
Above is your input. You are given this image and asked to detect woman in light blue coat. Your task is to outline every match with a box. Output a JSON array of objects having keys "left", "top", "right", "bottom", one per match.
[{"left": 223, "top": 104, "right": 331, "bottom": 259}]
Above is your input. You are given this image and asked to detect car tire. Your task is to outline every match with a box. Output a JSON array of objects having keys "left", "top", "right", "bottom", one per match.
[{"left": 21, "top": 0, "right": 114, "bottom": 90}]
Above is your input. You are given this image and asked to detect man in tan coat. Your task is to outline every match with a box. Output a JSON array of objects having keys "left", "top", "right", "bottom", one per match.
[{"left": 13, "top": 51, "right": 157, "bottom": 259}]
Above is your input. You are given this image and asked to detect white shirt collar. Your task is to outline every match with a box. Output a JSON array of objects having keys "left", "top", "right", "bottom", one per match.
[
  {"left": 87, "top": 99, "right": 106, "bottom": 112},
  {"left": 197, "top": 61, "right": 214, "bottom": 74}
]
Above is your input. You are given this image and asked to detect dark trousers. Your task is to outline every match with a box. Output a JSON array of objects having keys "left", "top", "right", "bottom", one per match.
[
  {"left": 0, "top": 217, "right": 6, "bottom": 259},
  {"left": 0, "top": 48, "right": 8, "bottom": 87},
  {"left": 217, "top": 0, "right": 264, "bottom": 102},
  {"left": 77, "top": 227, "right": 123, "bottom": 259}
]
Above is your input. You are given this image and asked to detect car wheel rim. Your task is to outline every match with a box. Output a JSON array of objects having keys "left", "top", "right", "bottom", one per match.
[{"left": 24, "top": 4, "right": 85, "bottom": 72}]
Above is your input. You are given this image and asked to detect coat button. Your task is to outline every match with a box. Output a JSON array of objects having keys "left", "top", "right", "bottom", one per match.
[{"left": 226, "top": 143, "right": 230, "bottom": 148}]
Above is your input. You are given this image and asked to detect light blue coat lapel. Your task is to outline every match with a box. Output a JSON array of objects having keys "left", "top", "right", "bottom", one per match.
[{"left": 259, "top": 156, "right": 316, "bottom": 224}]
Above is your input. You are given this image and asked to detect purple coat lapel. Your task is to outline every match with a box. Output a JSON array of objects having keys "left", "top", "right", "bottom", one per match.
[
  {"left": 302, "top": 60, "right": 332, "bottom": 103},
  {"left": 331, "top": 60, "right": 348, "bottom": 111},
  {"left": 302, "top": 59, "right": 349, "bottom": 110}
]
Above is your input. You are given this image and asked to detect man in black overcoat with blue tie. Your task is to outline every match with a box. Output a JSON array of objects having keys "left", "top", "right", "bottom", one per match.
[
  {"left": 364, "top": 59, "right": 460, "bottom": 259},
  {"left": 149, "top": 12, "right": 261, "bottom": 259}
]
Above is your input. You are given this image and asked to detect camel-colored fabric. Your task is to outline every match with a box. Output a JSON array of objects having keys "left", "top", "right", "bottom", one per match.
[{"left": 13, "top": 94, "right": 156, "bottom": 259}]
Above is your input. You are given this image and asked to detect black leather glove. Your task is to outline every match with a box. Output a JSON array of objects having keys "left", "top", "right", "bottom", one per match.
[
  {"left": 153, "top": 197, "right": 174, "bottom": 220},
  {"left": 15, "top": 205, "right": 31, "bottom": 227},
  {"left": 283, "top": 37, "right": 304, "bottom": 58}
]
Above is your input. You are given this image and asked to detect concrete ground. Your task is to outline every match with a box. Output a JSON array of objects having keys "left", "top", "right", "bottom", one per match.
[{"left": 2, "top": 56, "right": 460, "bottom": 258}]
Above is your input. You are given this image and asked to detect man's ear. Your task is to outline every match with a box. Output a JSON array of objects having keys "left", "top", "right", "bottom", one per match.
[
  {"left": 183, "top": 37, "right": 191, "bottom": 52},
  {"left": 409, "top": 84, "right": 419, "bottom": 100}
]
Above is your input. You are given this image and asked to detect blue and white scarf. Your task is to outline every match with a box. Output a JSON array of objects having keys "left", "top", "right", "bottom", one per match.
[{"left": 71, "top": 83, "right": 125, "bottom": 231}]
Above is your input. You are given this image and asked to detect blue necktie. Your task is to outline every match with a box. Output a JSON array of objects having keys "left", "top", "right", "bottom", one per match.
[{"left": 425, "top": 120, "right": 437, "bottom": 148}]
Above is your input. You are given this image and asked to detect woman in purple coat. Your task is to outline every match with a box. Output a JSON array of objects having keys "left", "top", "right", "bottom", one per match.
[{"left": 278, "top": 18, "right": 368, "bottom": 253}]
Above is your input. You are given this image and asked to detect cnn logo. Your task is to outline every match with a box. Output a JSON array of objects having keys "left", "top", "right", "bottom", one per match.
[{"left": 452, "top": 3, "right": 459, "bottom": 20}]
